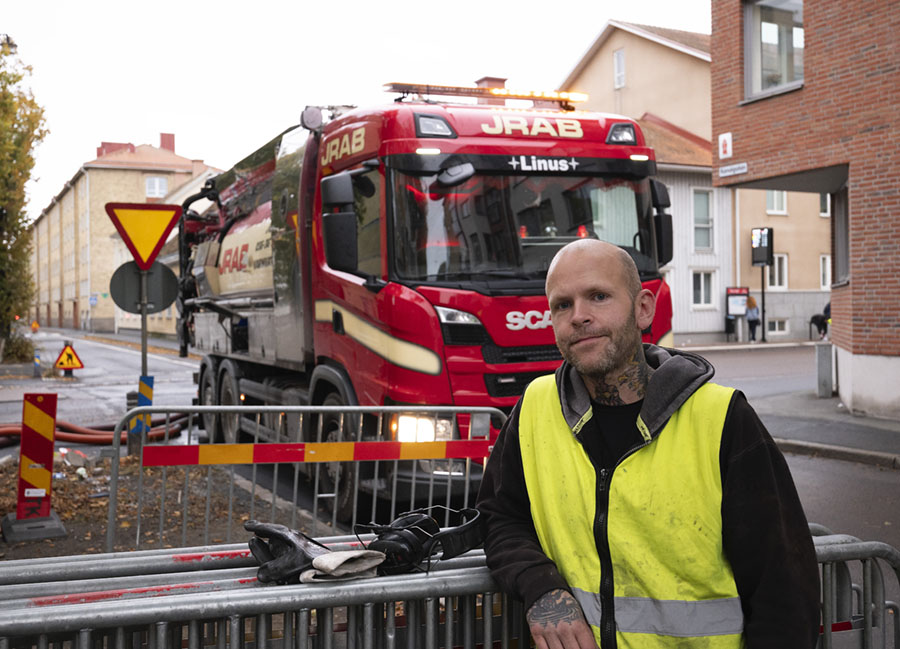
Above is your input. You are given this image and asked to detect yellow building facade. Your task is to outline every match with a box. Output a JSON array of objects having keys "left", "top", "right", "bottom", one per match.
[{"left": 30, "top": 135, "right": 217, "bottom": 333}]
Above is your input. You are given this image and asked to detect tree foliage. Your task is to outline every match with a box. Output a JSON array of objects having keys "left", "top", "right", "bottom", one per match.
[{"left": 0, "top": 37, "right": 46, "bottom": 341}]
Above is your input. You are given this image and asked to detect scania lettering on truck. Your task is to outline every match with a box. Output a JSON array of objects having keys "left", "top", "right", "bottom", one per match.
[{"left": 176, "top": 83, "right": 674, "bottom": 517}]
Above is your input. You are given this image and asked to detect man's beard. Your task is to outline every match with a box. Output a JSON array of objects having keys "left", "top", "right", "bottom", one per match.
[{"left": 559, "top": 310, "right": 642, "bottom": 383}]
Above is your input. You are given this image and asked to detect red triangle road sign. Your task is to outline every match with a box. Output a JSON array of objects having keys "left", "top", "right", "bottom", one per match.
[
  {"left": 54, "top": 344, "right": 84, "bottom": 370},
  {"left": 104, "top": 203, "right": 183, "bottom": 270}
]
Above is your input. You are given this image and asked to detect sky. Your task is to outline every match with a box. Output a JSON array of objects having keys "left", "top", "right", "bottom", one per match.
[{"left": 4, "top": 0, "right": 711, "bottom": 222}]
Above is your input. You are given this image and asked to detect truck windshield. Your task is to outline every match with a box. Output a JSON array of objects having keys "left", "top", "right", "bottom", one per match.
[{"left": 390, "top": 171, "right": 656, "bottom": 282}]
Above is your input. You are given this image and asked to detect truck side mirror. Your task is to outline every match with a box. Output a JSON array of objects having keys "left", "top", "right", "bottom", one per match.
[
  {"left": 650, "top": 179, "right": 673, "bottom": 267},
  {"left": 321, "top": 173, "right": 354, "bottom": 208},
  {"left": 654, "top": 212, "right": 673, "bottom": 267},
  {"left": 321, "top": 171, "right": 365, "bottom": 273},
  {"left": 650, "top": 178, "right": 670, "bottom": 210},
  {"left": 322, "top": 211, "right": 358, "bottom": 273}
]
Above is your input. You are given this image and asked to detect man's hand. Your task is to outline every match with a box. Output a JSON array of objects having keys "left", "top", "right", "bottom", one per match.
[{"left": 526, "top": 589, "right": 598, "bottom": 649}]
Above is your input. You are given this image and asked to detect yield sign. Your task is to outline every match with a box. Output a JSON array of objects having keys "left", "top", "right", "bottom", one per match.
[
  {"left": 54, "top": 344, "right": 84, "bottom": 370},
  {"left": 104, "top": 203, "right": 183, "bottom": 270}
]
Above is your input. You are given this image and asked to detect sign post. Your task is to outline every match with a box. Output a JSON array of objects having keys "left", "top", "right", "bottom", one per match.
[
  {"left": 1, "top": 393, "right": 67, "bottom": 542},
  {"left": 726, "top": 287, "right": 750, "bottom": 342},
  {"left": 105, "top": 203, "right": 183, "bottom": 374},
  {"left": 751, "top": 227, "right": 774, "bottom": 343},
  {"left": 128, "top": 375, "right": 154, "bottom": 455}
]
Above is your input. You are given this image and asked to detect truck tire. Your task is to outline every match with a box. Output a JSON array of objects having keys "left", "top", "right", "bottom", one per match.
[
  {"left": 319, "top": 392, "right": 356, "bottom": 522},
  {"left": 199, "top": 364, "right": 219, "bottom": 439},
  {"left": 217, "top": 360, "right": 242, "bottom": 444}
]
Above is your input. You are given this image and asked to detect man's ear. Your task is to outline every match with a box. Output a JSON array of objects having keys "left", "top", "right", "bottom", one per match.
[{"left": 635, "top": 289, "right": 656, "bottom": 331}]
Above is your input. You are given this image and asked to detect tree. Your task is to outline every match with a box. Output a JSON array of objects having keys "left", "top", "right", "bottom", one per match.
[{"left": 0, "top": 36, "right": 46, "bottom": 348}]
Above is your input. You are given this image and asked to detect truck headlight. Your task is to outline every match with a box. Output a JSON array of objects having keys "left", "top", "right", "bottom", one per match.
[{"left": 392, "top": 414, "right": 453, "bottom": 443}]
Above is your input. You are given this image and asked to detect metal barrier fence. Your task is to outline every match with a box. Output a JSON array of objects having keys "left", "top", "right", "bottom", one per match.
[
  {"left": 105, "top": 405, "right": 505, "bottom": 553},
  {"left": 1, "top": 527, "right": 898, "bottom": 649}
]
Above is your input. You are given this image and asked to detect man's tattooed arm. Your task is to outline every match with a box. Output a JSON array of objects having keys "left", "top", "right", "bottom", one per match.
[{"left": 526, "top": 589, "right": 598, "bottom": 649}]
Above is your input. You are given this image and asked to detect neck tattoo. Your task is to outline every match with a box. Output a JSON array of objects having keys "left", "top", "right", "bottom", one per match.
[{"left": 589, "top": 348, "right": 652, "bottom": 405}]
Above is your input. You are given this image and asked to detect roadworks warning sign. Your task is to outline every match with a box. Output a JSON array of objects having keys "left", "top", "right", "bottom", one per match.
[{"left": 54, "top": 345, "right": 84, "bottom": 370}]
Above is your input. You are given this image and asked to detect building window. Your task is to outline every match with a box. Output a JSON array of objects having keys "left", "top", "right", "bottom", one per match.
[
  {"left": 692, "top": 271, "right": 713, "bottom": 306},
  {"left": 766, "top": 190, "right": 787, "bottom": 214},
  {"left": 744, "top": 0, "right": 804, "bottom": 98},
  {"left": 146, "top": 176, "right": 168, "bottom": 198},
  {"left": 819, "top": 254, "right": 831, "bottom": 290},
  {"left": 767, "top": 319, "right": 788, "bottom": 334},
  {"left": 767, "top": 253, "right": 788, "bottom": 289},
  {"left": 693, "top": 189, "right": 713, "bottom": 251},
  {"left": 819, "top": 193, "right": 831, "bottom": 217},
  {"left": 833, "top": 187, "right": 849, "bottom": 283},
  {"left": 613, "top": 49, "right": 625, "bottom": 89}
]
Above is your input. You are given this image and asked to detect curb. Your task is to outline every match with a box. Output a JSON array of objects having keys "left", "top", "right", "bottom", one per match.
[{"left": 775, "top": 437, "right": 900, "bottom": 470}]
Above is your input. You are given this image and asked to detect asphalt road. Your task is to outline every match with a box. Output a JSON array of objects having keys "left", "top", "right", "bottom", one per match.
[{"left": 0, "top": 330, "right": 198, "bottom": 426}]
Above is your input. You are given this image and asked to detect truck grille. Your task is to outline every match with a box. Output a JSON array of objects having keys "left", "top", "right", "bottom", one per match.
[
  {"left": 482, "top": 344, "right": 562, "bottom": 365},
  {"left": 485, "top": 371, "right": 550, "bottom": 398},
  {"left": 441, "top": 323, "right": 492, "bottom": 346}
]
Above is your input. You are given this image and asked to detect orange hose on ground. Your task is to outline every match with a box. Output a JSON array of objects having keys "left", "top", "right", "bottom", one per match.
[{"left": 0, "top": 418, "right": 187, "bottom": 445}]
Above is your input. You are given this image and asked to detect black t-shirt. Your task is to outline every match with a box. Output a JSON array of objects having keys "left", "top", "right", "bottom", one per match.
[{"left": 578, "top": 400, "right": 644, "bottom": 473}]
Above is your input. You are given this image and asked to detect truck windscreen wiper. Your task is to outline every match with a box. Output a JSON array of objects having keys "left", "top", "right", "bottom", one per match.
[{"left": 439, "top": 270, "right": 536, "bottom": 281}]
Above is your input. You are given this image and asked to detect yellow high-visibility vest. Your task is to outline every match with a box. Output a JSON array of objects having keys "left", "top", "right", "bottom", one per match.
[{"left": 519, "top": 375, "right": 743, "bottom": 648}]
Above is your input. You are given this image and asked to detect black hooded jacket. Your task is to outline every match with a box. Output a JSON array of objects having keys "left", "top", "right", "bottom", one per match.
[{"left": 476, "top": 345, "right": 820, "bottom": 648}]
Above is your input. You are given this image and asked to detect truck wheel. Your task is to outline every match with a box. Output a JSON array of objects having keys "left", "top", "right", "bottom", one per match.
[
  {"left": 199, "top": 365, "right": 219, "bottom": 439},
  {"left": 320, "top": 392, "right": 356, "bottom": 522},
  {"left": 217, "top": 360, "right": 242, "bottom": 444}
]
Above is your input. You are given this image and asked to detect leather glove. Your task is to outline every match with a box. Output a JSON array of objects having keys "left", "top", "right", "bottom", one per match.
[{"left": 244, "top": 520, "right": 331, "bottom": 584}]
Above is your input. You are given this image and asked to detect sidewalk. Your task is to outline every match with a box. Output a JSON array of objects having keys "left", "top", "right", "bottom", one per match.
[{"left": 4, "top": 327, "right": 898, "bottom": 469}]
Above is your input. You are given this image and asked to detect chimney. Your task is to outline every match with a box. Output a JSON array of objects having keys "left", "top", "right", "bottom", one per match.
[
  {"left": 191, "top": 159, "right": 206, "bottom": 177},
  {"left": 475, "top": 76, "right": 507, "bottom": 106},
  {"left": 96, "top": 141, "right": 135, "bottom": 157},
  {"left": 160, "top": 133, "right": 175, "bottom": 152}
]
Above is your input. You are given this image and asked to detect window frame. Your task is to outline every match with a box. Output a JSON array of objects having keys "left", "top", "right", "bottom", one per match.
[
  {"left": 691, "top": 269, "right": 715, "bottom": 309},
  {"left": 145, "top": 176, "right": 169, "bottom": 199},
  {"left": 743, "top": 0, "right": 805, "bottom": 101},
  {"left": 692, "top": 188, "right": 714, "bottom": 252},
  {"left": 352, "top": 168, "right": 383, "bottom": 278},
  {"left": 767, "top": 253, "right": 788, "bottom": 290},
  {"left": 766, "top": 190, "right": 787, "bottom": 215},
  {"left": 819, "top": 254, "right": 832, "bottom": 291},
  {"left": 819, "top": 193, "right": 831, "bottom": 217},
  {"left": 766, "top": 318, "right": 789, "bottom": 335},
  {"left": 613, "top": 48, "right": 625, "bottom": 90},
  {"left": 833, "top": 187, "right": 849, "bottom": 284}
]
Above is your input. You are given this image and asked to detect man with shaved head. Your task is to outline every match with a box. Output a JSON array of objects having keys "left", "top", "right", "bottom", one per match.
[{"left": 477, "top": 239, "right": 819, "bottom": 648}]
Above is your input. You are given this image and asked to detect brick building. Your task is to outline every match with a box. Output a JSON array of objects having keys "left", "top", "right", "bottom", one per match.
[
  {"left": 30, "top": 134, "right": 217, "bottom": 332},
  {"left": 710, "top": 0, "right": 899, "bottom": 418}
]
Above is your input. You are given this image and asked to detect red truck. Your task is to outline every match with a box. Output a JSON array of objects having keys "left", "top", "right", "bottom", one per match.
[{"left": 177, "top": 83, "right": 673, "bottom": 515}]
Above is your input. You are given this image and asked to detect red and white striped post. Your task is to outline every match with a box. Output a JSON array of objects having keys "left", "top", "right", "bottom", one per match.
[{"left": 1, "top": 393, "right": 67, "bottom": 542}]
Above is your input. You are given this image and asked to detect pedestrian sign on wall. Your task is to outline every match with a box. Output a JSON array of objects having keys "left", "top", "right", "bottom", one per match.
[
  {"left": 54, "top": 344, "right": 84, "bottom": 370},
  {"left": 104, "top": 203, "right": 183, "bottom": 270}
]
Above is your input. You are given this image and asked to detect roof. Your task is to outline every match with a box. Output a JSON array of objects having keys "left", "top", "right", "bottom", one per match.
[
  {"left": 561, "top": 19, "right": 710, "bottom": 89},
  {"left": 85, "top": 143, "right": 196, "bottom": 172},
  {"left": 638, "top": 113, "right": 711, "bottom": 168}
]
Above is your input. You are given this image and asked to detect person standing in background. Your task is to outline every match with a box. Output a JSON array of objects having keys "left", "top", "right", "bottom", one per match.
[{"left": 745, "top": 295, "right": 760, "bottom": 342}]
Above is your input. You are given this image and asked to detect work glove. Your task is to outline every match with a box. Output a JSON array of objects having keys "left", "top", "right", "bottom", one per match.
[
  {"left": 245, "top": 520, "right": 384, "bottom": 585},
  {"left": 245, "top": 520, "right": 331, "bottom": 584}
]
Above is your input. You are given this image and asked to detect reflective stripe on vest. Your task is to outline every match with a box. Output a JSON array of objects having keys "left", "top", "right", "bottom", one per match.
[
  {"left": 519, "top": 376, "right": 743, "bottom": 647},
  {"left": 571, "top": 587, "right": 744, "bottom": 637}
]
